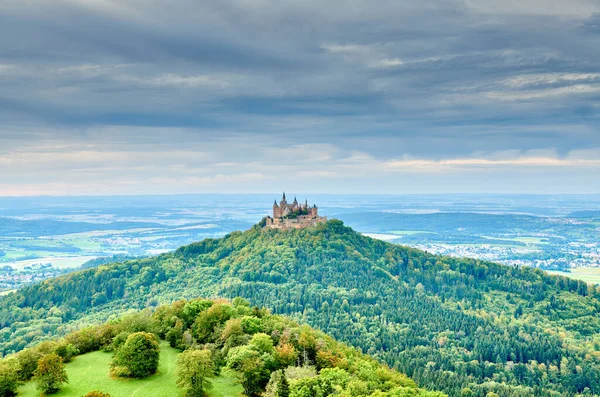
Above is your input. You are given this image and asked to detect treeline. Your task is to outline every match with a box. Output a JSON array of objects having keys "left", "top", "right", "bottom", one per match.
[
  {"left": 0, "top": 298, "right": 444, "bottom": 397},
  {"left": 0, "top": 221, "right": 599, "bottom": 396}
]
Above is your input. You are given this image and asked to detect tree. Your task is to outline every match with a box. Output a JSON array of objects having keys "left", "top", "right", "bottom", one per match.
[
  {"left": 227, "top": 346, "right": 272, "bottom": 397},
  {"left": 460, "top": 388, "right": 474, "bottom": 397},
  {"left": 264, "top": 370, "right": 289, "bottom": 397},
  {"left": 55, "top": 343, "right": 79, "bottom": 363},
  {"left": 274, "top": 343, "right": 297, "bottom": 368},
  {"left": 111, "top": 332, "right": 160, "bottom": 378},
  {"left": 0, "top": 361, "right": 20, "bottom": 397},
  {"left": 176, "top": 349, "right": 214, "bottom": 397},
  {"left": 33, "top": 353, "right": 68, "bottom": 395},
  {"left": 15, "top": 349, "right": 42, "bottom": 380},
  {"left": 249, "top": 333, "right": 274, "bottom": 354},
  {"left": 277, "top": 372, "right": 289, "bottom": 397}
]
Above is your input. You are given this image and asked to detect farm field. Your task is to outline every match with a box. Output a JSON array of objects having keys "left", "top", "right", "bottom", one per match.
[
  {"left": 546, "top": 267, "right": 600, "bottom": 285},
  {"left": 18, "top": 342, "right": 243, "bottom": 397},
  {"left": 8, "top": 256, "right": 99, "bottom": 270}
]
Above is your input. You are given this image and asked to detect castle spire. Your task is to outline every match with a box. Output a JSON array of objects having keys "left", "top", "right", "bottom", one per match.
[
  {"left": 273, "top": 200, "right": 278, "bottom": 207},
  {"left": 282, "top": 192, "right": 286, "bottom": 200}
]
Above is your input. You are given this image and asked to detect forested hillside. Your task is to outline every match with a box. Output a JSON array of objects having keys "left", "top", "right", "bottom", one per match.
[
  {"left": 1, "top": 220, "right": 600, "bottom": 396},
  {"left": 4, "top": 298, "right": 441, "bottom": 397}
]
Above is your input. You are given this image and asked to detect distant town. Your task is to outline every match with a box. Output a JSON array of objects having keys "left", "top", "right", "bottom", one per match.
[{"left": 1, "top": 194, "right": 599, "bottom": 292}]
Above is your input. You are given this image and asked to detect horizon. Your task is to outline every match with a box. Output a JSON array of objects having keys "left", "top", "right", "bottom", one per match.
[{"left": 1, "top": 192, "right": 600, "bottom": 198}]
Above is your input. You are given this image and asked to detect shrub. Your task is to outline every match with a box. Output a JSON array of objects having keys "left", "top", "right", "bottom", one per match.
[
  {"left": 111, "top": 332, "right": 160, "bottom": 378},
  {"left": 83, "top": 391, "right": 112, "bottom": 397}
]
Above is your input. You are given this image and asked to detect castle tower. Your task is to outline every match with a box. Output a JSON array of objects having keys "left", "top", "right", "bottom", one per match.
[{"left": 265, "top": 195, "right": 326, "bottom": 229}]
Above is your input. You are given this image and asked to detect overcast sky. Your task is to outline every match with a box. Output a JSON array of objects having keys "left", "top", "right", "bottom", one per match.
[{"left": 1, "top": 0, "right": 599, "bottom": 195}]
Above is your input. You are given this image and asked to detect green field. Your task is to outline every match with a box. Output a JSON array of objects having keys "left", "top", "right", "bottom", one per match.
[
  {"left": 0, "top": 235, "right": 104, "bottom": 265},
  {"left": 18, "top": 342, "right": 243, "bottom": 397},
  {"left": 547, "top": 267, "right": 600, "bottom": 285},
  {"left": 7, "top": 256, "right": 99, "bottom": 270},
  {"left": 59, "top": 237, "right": 104, "bottom": 251},
  {"left": 512, "top": 237, "right": 549, "bottom": 244},
  {"left": 487, "top": 236, "right": 549, "bottom": 245}
]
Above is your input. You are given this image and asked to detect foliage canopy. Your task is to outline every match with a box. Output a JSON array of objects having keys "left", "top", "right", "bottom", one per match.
[{"left": 1, "top": 220, "right": 600, "bottom": 396}]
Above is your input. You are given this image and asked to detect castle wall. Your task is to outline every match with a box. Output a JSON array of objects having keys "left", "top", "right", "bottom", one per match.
[{"left": 265, "top": 215, "right": 327, "bottom": 230}]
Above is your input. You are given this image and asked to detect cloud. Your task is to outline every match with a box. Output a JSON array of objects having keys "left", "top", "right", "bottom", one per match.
[
  {"left": 0, "top": 0, "right": 599, "bottom": 194},
  {"left": 463, "top": 0, "right": 600, "bottom": 17},
  {"left": 384, "top": 151, "right": 600, "bottom": 170}
]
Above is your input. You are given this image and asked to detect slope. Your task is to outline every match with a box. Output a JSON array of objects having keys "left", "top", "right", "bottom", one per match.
[
  {"left": 10, "top": 298, "right": 440, "bottom": 397},
  {"left": 1, "top": 220, "right": 599, "bottom": 396}
]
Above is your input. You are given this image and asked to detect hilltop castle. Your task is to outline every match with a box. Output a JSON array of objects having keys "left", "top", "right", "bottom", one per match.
[{"left": 265, "top": 193, "right": 327, "bottom": 229}]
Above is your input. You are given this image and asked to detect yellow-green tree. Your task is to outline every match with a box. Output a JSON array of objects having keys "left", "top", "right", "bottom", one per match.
[
  {"left": 176, "top": 349, "right": 214, "bottom": 397},
  {"left": 0, "top": 360, "right": 20, "bottom": 397},
  {"left": 33, "top": 353, "right": 68, "bottom": 395}
]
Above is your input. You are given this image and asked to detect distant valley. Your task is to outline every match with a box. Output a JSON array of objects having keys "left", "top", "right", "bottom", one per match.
[{"left": 1, "top": 194, "right": 599, "bottom": 293}]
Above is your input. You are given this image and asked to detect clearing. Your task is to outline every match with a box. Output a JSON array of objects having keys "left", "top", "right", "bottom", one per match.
[{"left": 18, "top": 342, "right": 243, "bottom": 397}]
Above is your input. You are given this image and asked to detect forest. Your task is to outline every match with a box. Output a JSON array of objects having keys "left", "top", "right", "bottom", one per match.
[{"left": 0, "top": 220, "right": 599, "bottom": 396}]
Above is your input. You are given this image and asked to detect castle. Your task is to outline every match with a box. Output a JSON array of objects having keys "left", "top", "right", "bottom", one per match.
[{"left": 265, "top": 193, "right": 327, "bottom": 229}]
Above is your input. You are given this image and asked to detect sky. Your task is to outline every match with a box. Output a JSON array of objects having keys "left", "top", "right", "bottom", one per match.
[{"left": 0, "top": 0, "right": 599, "bottom": 195}]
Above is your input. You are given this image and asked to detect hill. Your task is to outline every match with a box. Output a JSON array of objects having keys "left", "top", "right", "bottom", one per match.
[
  {"left": 6, "top": 298, "right": 440, "bottom": 397},
  {"left": 1, "top": 220, "right": 600, "bottom": 396}
]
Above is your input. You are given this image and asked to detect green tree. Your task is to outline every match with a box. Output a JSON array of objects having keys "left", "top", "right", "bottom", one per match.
[
  {"left": 111, "top": 332, "right": 160, "bottom": 378},
  {"left": 277, "top": 372, "right": 290, "bottom": 397},
  {"left": 33, "top": 353, "right": 68, "bottom": 395},
  {"left": 15, "top": 349, "right": 42, "bottom": 381},
  {"left": 55, "top": 343, "right": 79, "bottom": 363},
  {"left": 249, "top": 333, "right": 274, "bottom": 354},
  {"left": 176, "top": 349, "right": 214, "bottom": 397},
  {"left": 264, "top": 370, "right": 289, "bottom": 397},
  {"left": 227, "top": 346, "right": 272, "bottom": 397}
]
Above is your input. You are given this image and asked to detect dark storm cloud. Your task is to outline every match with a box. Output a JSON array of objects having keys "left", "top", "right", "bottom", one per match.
[{"left": 0, "top": 0, "right": 599, "bottom": 194}]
